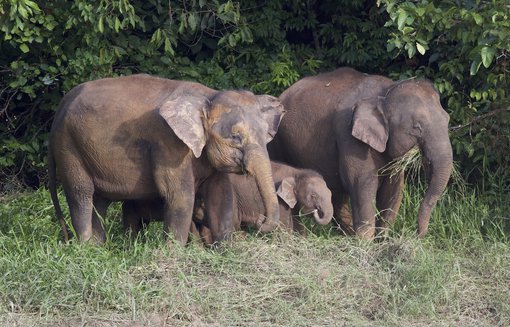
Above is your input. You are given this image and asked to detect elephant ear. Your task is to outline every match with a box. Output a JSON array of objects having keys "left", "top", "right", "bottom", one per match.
[
  {"left": 276, "top": 177, "right": 297, "bottom": 208},
  {"left": 159, "top": 93, "right": 209, "bottom": 158},
  {"left": 257, "top": 95, "right": 286, "bottom": 143},
  {"left": 351, "top": 97, "right": 389, "bottom": 153}
]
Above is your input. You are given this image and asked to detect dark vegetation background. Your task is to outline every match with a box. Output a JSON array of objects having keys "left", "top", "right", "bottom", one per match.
[
  {"left": 1, "top": 2, "right": 510, "bottom": 325},
  {"left": 1, "top": 0, "right": 509, "bottom": 193}
]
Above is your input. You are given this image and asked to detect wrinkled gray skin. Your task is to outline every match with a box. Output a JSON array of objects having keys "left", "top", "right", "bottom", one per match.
[
  {"left": 121, "top": 172, "right": 235, "bottom": 244},
  {"left": 269, "top": 67, "right": 453, "bottom": 239},
  {"left": 196, "top": 161, "right": 334, "bottom": 243},
  {"left": 48, "top": 74, "right": 285, "bottom": 245},
  {"left": 123, "top": 161, "right": 334, "bottom": 245}
]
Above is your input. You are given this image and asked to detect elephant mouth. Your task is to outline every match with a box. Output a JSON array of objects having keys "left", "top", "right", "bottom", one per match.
[
  {"left": 313, "top": 208, "right": 325, "bottom": 221},
  {"left": 300, "top": 206, "right": 332, "bottom": 226},
  {"left": 301, "top": 208, "right": 321, "bottom": 219}
]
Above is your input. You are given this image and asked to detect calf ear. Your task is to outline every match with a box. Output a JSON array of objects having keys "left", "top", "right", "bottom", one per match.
[
  {"left": 159, "top": 93, "right": 209, "bottom": 158},
  {"left": 257, "top": 95, "right": 286, "bottom": 143},
  {"left": 351, "top": 98, "right": 388, "bottom": 153},
  {"left": 276, "top": 177, "right": 297, "bottom": 208}
]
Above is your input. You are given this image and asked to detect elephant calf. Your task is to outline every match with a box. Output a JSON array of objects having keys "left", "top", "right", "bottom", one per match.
[{"left": 122, "top": 162, "right": 334, "bottom": 245}]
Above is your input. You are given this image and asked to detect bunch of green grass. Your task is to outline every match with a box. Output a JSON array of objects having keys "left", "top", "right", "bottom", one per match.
[
  {"left": 1, "top": 185, "right": 509, "bottom": 326},
  {"left": 379, "top": 146, "right": 465, "bottom": 191}
]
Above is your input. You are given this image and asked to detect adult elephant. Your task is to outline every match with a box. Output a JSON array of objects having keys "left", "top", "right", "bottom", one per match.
[
  {"left": 48, "top": 74, "right": 285, "bottom": 245},
  {"left": 269, "top": 67, "right": 453, "bottom": 239}
]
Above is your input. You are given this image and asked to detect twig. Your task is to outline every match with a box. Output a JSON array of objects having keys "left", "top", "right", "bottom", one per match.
[{"left": 449, "top": 106, "right": 510, "bottom": 132}]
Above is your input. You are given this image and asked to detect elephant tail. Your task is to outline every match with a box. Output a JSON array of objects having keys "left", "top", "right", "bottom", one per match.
[{"left": 48, "top": 143, "right": 70, "bottom": 242}]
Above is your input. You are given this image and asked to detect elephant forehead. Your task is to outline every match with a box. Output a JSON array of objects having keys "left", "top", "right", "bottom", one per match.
[
  {"left": 208, "top": 103, "right": 233, "bottom": 123},
  {"left": 304, "top": 177, "right": 330, "bottom": 193},
  {"left": 214, "top": 90, "right": 258, "bottom": 105},
  {"left": 210, "top": 113, "right": 267, "bottom": 145},
  {"left": 209, "top": 107, "right": 243, "bottom": 134},
  {"left": 390, "top": 80, "right": 440, "bottom": 101}
]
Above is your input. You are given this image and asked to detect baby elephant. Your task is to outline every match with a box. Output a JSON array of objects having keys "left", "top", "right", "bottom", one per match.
[
  {"left": 207, "top": 161, "right": 332, "bottom": 230},
  {"left": 122, "top": 162, "right": 334, "bottom": 245}
]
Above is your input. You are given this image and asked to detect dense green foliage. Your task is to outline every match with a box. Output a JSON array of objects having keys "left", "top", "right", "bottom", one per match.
[
  {"left": 382, "top": 0, "right": 510, "bottom": 182},
  {"left": 1, "top": 0, "right": 509, "bottom": 189},
  {"left": 0, "top": 186, "right": 509, "bottom": 325}
]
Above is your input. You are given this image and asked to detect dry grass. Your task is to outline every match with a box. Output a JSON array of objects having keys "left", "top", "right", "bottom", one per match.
[
  {"left": 379, "top": 146, "right": 466, "bottom": 192},
  {"left": 1, "top": 188, "right": 509, "bottom": 326}
]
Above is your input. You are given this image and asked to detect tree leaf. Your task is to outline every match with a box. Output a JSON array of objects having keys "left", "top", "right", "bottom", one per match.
[
  {"left": 407, "top": 44, "right": 416, "bottom": 58},
  {"left": 481, "top": 46, "right": 495, "bottom": 68},
  {"left": 416, "top": 42, "right": 426, "bottom": 55},
  {"left": 115, "top": 17, "right": 120, "bottom": 32},
  {"left": 98, "top": 16, "right": 104, "bottom": 33},
  {"left": 188, "top": 13, "right": 198, "bottom": 31},
  {"left": 470, "top": 59, "right": 482, "bottom": 75},
  {"left": 397, "top": 10, "right": 408, "bottom": 30},
  {"left": 19, "top": 43, "right": 29, "bottom": 53},
  {"left": 228, "top": 33, "right": 236, "bottom": 47},
  {"left": 472, "top": 13, "right": 483, "bottom": 25}
]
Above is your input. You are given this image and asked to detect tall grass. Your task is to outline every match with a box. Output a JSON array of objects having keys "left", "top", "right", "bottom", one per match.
[{"left": 0, "top": 184, "right": 509, "bottom": 326}]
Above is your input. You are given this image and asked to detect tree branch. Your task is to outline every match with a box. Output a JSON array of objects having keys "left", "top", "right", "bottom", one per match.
[{"left": 449, "top": 106, "right": 510, "bottom": 132}]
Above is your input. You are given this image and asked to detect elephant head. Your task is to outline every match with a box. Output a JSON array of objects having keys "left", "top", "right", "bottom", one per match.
[
  {"left": 276, "top": 170, "right": 334, "bottom": 225},
  {"left": 159, "top": 88, "right": 285, "bottom": 228},
  {"left": 351, "top": 79, "right": 453, "bottom": 237}
]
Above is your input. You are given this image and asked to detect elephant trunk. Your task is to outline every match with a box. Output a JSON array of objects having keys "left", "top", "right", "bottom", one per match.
[
  {"left": 417, "top": 139, "right": 453, "bottom": 237},
  {"left": 243, "top": 144, "right": 280, "bottom": 231},
  {"left": 312, "top": 203, "right": 334, "bottom": 225}
]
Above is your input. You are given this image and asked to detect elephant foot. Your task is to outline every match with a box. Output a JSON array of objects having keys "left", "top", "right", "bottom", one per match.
[
  {"left": 355, "top": 224, "right": 375, "bottom": 240},
  {"left": 256, "top": 214, "right": 279, "bottom": 232}
]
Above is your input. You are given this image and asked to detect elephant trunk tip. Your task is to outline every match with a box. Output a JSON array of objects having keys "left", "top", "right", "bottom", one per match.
[{"left": 312, "top": 208, "right": 334, "bottom": 225}]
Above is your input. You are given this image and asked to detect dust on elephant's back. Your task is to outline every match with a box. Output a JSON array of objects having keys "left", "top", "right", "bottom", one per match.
[
  {"left": 49, "top": 73, "right": 285, "bottom": 244},
  {"left": 271, "top": 67, "right": 453, "bottom": 239}
]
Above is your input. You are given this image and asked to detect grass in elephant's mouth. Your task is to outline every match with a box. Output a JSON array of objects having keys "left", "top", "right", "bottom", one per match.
[
  {"left": 0, "top": 187, "right": 509, "bottom": 326},
  {"left": 379, "top": 146, "right": 422, "bottom": 180},
  {"left": 379, "top": 146, "right": 465, "bottom": 191}
]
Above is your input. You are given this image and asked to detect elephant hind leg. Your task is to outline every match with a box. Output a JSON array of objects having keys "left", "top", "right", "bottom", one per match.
[
  {"left": 122, "top": 200, "right": 144, "bottom": 236},
  {"left": 62, "top": 176, "right": 95, "bottom": 243},
  {"left": 92, "top": 194, "right": 110, "bottom": 243}
]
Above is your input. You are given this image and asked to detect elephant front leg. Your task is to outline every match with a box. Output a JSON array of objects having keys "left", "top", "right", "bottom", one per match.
[
  {"left": 376, "top": 171, "right": 404, "bottom": 234},
  {"left": 152, "top": 149, "right": 196, "bottom": 245},
  {"left": 200, "top": 172, "right": 235, "bottom": 244},
  {"left": 332, "top": 192, "right": 355, "bottom": 235},
  {"left": 349, "top": 179, "right": 379, "bottom": 240},
  {"left": 163, "top": 194, "right": 195, "bottom": 246}
]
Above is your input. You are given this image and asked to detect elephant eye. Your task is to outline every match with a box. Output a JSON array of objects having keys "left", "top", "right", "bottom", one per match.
[
  {"left": 231, "top": 132, "right": 242, "bottom": 144},
  {"left": 413, "top": 122, "right": 423, "bottom": 135}
]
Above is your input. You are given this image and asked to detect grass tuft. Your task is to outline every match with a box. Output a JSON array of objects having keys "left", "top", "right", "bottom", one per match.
[{"left": 0, "top": 186, "right": 509, "bottom": 326}]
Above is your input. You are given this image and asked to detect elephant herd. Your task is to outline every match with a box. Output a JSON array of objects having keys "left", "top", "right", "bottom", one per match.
[{"left": 48, "top": 67, "right": 453, "bottom": 245}]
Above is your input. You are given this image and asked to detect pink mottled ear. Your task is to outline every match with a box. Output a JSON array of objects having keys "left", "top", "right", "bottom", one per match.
[
  {"left": 159, "top": 94, "right": 209, "bottom": 158},
  {"left": 257, "top": 95, "right": 286, "bottom": 143},
  {"left": 351, "top": 98, "right": 388, "bottom": 153},
  {"left": 276, "top": 177, "right": 297, "bottom": 208}
]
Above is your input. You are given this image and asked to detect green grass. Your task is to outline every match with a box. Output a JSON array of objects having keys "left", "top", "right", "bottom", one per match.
[{"left": 0, "top": 184, "right": 509, "bottom": 326}]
